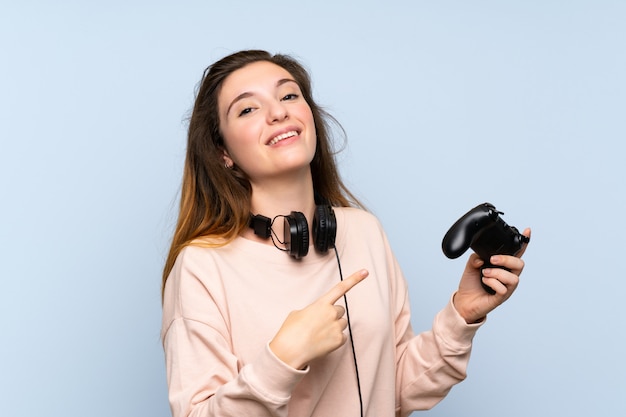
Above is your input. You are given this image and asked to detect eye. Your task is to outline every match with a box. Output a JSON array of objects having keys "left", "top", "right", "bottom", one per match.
[
  {"left": 238, "top": 107, "right": 254, "bottom": 117},
  {"left": 282, "top": 93, "right": 299, "bottom": 101}
]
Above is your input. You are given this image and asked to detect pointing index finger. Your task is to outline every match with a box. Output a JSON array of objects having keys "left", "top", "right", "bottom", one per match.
[{"left": 319, "top": 269, "right": 369, "bottom": 305}]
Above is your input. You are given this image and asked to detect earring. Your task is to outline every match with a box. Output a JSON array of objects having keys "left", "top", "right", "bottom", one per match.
[{"left": 224, "top": 161, "right": 233, "bottom": 169}]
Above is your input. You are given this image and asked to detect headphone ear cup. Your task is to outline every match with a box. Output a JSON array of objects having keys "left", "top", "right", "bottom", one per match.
[
  {"left": 284, "top": 211, "right": 309, "bottom": 259},
  {"left": 313, "top": 204, "right": 336, "bottom": 253}
]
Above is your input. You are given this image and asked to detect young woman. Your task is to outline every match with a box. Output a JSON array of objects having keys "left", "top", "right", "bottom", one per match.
[{"left": 161, "top": 50, "right": 530, "bottom": 417}]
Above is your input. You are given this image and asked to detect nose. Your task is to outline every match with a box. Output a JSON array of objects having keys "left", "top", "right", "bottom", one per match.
[{"left": 267, "top": 100, "right": 288, "bottom": 123}]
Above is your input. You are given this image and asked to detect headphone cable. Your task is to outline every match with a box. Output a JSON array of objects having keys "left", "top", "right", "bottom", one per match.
[{"left": 334, "top": 246, "right": 364, "bottom": 417}]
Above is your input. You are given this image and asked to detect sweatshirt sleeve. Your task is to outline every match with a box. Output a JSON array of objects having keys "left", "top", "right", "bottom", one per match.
[
  {"left": 161, "top": 247, "right": 307, "bottom": 417},
  {"left": 382, "top": 238, "right": 482, "bottom": 415}
]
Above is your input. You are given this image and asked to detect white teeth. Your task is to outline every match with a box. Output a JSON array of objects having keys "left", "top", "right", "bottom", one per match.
[{"left": 268, "top": 131, "right": 297, "bottom": 145}]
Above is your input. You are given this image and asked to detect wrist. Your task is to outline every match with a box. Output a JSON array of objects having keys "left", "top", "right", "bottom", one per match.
[
  {"left": 452, "top": 292, "right": 486, "bottom": 324},
  {"left": 269, "top": 339, "right": 308, "bottom": 370}
]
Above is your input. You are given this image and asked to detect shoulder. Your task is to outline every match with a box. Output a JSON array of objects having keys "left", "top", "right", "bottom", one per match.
[
  {"left": 333, "top": 207, "right": 391, "bottom": 251},
  {"left": 333, "top": 207, "right": 380, "bottom": 224},
  {"left": 334, "top": 206, "right": 386, "bottom": 236},
  {"left": 166, "top": 243, "right": 232, "bottom": 298},
  {"left": 172, "top": 243, "right": 219, "bottom": 274},
  {"left": 163, "top": 243, "right": 233, "bottom": 325}
]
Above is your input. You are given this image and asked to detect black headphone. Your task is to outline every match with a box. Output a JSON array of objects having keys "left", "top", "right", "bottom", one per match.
[{"left": 249, "top": 202, "right": 336, "bottom": 259}]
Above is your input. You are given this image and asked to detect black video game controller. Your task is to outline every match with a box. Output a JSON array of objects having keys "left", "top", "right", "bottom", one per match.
[{"left": 442, "top": 203, "right": 530, "bottom": 294}]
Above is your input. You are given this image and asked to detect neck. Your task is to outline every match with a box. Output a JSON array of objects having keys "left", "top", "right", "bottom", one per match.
[{"left": 245, "top": 170, "right": 316, "bottom": 243}]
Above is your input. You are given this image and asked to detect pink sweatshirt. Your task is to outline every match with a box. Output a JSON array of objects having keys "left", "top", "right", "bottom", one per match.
[{"left": 161, "top": 207, "right": 482, "bottom": 417}]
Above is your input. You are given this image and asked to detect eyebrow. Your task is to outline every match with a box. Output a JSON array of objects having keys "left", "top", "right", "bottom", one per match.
[{"left": 226, "top": 78, "right": 299, "bottom": 116}]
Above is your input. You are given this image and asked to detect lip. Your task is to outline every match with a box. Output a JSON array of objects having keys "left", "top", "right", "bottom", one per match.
[{"left": 266, "top": 126, "right": 302, "bottom": 146}]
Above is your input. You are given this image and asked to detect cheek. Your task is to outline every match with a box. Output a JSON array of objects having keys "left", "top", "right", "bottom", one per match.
[
  {"left": 298, "top": 105, "right": 316, "bottom": 135},
  {"left": 220, "top": 123, "right": 265, "bottom": 168},
  {"left": 221, "top": 121, "right": 253, "bottom": 150}
]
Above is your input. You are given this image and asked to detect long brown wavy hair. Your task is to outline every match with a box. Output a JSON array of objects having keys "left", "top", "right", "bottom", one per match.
[{"left": 162, "top": 50, "right": 362, "bottom": 298}]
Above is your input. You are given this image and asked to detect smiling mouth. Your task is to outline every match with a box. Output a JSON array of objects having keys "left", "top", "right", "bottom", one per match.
[{"left": 267, "top": 130, "right": 298, "bottom": 146}]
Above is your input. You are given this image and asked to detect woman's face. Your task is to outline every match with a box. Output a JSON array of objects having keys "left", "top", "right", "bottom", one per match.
[{"left": 217, "top": 61, "right": 317, "bottom": 184}]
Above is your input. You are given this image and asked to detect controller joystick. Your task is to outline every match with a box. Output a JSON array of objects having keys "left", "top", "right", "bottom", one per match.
[{"left": 442, "top": 203, "right": 529, "bottom": 294}]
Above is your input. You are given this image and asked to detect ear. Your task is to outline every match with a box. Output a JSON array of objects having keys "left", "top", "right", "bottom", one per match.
[{"left": 222, "top": 149, "right": 234, "bottom": 169}]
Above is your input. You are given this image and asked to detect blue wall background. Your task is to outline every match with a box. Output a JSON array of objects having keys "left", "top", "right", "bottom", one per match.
[{"left": 1, "top": 1, "right": 624, "bottom": 416}]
